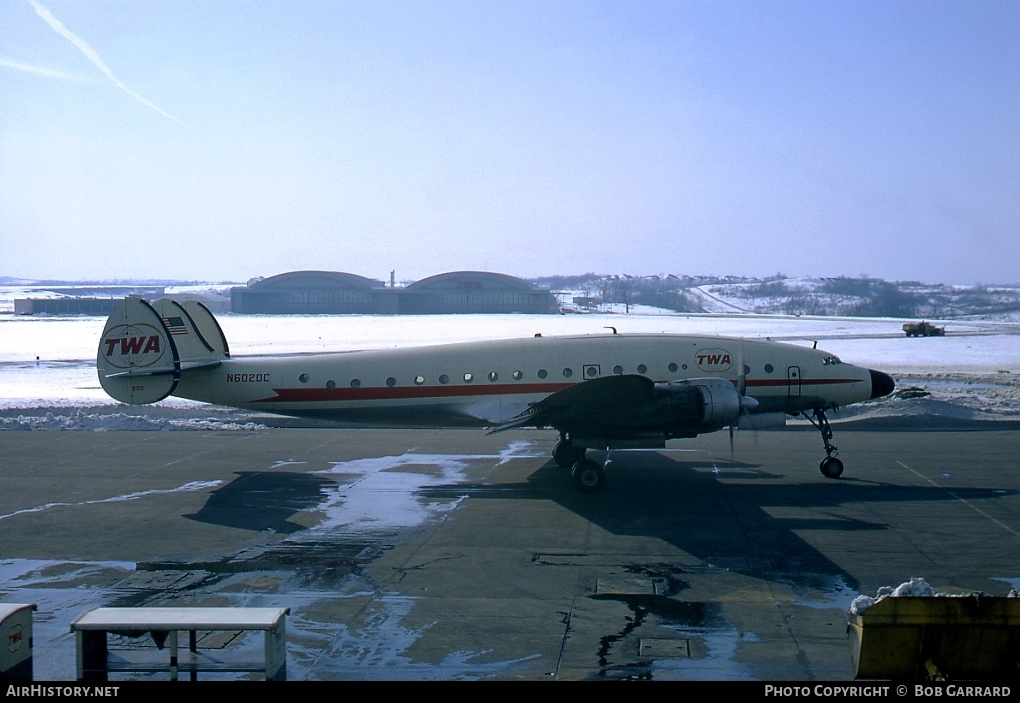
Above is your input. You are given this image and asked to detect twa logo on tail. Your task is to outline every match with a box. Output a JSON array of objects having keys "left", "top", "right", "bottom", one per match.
[
  {"left": 695, "top": 348, "right": 733, "bottom": 372},
  {"left": 101, "top": 323, "right": 167, "bottom": 369}
]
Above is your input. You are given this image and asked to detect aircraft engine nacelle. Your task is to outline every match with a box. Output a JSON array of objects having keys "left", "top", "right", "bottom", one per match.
[{"left": 654, "top": 377, "right": 742, "bottom": 435}]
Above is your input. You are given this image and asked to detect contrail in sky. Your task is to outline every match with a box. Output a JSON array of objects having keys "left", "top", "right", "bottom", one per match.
[
  {"left": 0, "top": 57, "right": 94, "bottom": 83},
  {"left": 25, "top": 0, "right": 183, "bottom": 124}
]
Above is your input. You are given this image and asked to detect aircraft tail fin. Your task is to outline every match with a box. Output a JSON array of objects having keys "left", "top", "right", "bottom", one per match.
[
  {"left": 150, "top": 298, "right": 229, "bottom": 369},
  {"left": 182, "top": 300, "right": 230, "bottom": 358},
  {"left": 97, "top": 297, "right": 228, "bottom": 405},
  {"left": 98, "top": 297, "right": 181, "bottom": 404}
]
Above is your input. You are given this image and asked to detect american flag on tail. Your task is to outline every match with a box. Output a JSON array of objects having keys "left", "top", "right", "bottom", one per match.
[{"left": 162, "top": 316, "right": 188, "bottom": 335}]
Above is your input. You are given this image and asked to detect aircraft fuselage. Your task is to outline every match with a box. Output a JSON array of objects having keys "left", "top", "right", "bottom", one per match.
[{"left": 172, "top": 333, "right": 875, "bottom": 427}]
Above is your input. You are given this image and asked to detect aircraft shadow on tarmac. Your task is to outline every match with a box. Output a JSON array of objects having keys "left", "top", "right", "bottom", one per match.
[
  {"left": 178, "top": 451, "right": 1017, "bottom": 597},
  {"left": 184, "top": 471, "right": 336, "bottom": 533},
  {"left": 421, "top": 451, "right": 1020, "bottom": 594}
]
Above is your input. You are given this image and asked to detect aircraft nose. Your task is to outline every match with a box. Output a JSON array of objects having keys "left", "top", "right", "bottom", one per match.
[{"left": 869, "top": 369, "right": 895, "bottom": 399}]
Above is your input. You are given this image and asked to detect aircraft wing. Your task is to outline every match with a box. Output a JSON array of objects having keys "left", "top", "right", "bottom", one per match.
[
  {"left": 490, "top": 372, "right": 750, "bottom": 446},
  {"left": 490, "top": 374, "right": 658, "bottom": 435}
]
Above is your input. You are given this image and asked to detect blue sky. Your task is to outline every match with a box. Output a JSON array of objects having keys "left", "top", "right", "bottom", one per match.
[{"left": 1, "top": 0, "right": 1017, "bottom": 285}]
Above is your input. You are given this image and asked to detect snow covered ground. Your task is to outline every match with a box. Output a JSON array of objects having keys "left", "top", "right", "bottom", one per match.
[{"left": 0, "top": 285, "right": 1018, "bottom": 430}]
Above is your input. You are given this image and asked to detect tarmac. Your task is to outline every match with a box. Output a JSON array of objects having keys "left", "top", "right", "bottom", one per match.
[{"left": 1, "top": 422, "right": 1019, "bottom": 681}]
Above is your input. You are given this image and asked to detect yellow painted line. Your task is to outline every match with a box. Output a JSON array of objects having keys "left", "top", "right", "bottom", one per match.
[{"left": 897, "top": 461, "right": 1020, "bottom": 539}]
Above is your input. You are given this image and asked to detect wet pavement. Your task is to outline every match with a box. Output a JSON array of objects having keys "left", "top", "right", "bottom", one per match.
[{"left": 1, "top": 425, "right": 1019, "bottom": 680}]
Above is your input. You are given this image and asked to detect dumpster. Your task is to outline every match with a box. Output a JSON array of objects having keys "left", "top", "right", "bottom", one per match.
[
  {"left": 848, "top": 593, "right": 1020, "bottom": 680},
  {"left": 0, "top": 603, "right": 37, "bottom": 682}
]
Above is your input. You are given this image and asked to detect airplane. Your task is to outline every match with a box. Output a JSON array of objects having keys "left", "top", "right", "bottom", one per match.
[{"left": 96, "top": 296, "right": 895, "bottom": 492}]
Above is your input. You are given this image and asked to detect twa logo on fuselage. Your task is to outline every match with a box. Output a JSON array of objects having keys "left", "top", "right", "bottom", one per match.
[
  {"left": 695, "top": 348, "right": 733, "bottom": 373},
  {"left": 101, "top": 324, "right": 167, "bottom": 369}
]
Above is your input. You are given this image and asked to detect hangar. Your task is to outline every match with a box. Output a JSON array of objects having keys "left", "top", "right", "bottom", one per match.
[
  {"left": 14, "top": 286, "right": 167, "bottom": 315},
  {"left": 15, "top": 298, "right": 123, "bottom": 316},
  {"left": 230, "top": 271, "right": 385, "bottom": 314},
  {"left": 398, "top": 271, "right": 559, "bottom": 314},
  {"left": 230, "top": 270, "right": 558, "bottom": 315}
]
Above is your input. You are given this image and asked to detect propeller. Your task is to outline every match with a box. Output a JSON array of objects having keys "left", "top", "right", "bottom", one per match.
[{"left": 729, "top": 342, "right": 758, "bottom": 457}]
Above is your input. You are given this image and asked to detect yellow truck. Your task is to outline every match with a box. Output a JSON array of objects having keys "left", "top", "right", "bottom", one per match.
[{"left": 903, "top": 321, "right": 945, "bottom": 337}]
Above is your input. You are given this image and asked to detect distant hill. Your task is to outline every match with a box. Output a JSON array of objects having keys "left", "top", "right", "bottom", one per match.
[{"left": 531, "top": 274, "right": 1020, "bottom": 319}]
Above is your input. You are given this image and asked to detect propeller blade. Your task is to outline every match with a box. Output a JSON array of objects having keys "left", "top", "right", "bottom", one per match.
[{"left": 737, "top": 341, "right": 747, "bottom": 397}]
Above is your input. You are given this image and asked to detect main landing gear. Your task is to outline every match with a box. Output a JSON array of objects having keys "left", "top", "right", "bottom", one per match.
[
  {"left": 802, "top": 407, "right": 844, "bottom": 479},
  {"left": 552, "top": 437, "right": 606, "bottom": 492}
]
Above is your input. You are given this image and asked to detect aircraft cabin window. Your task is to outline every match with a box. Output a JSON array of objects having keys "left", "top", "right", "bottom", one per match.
[
  {"left": 386, "top": 377, "right": 397, "bottom": 387},
  {"left": 637, "top": 364, "right": 647, "bottom": 374},
  {"left": 350, "top": 379, "right": 361, "bottom": 389},
  {"left": 764, "top": 364, "right": 774, "bottom": 373},
  {"left": 488, "top": 371, "right": 498, "bottom": 382},
  {"left": 439, "top": 374, "right": 449, "bottom": 384},
  {"left": 299, "top": 373, "right": 309, "bottom": 383},
  {"left": 586, "top": 366, "right": 598, "bottom": 378},
  {"left": 463, "top": 372, "right": 474, "bottom": 383},
  {"left": 744, "top": 365, "right": 751, "bottom": 375},
  {"left": 326, "top": 380, "right": 336, "bottom": 390},
  {"left": 613, "top": 365, "right": 623, "bottom": 375},
  {"left": 414, "top": 375, "right": 425, "bottom": 385},
  {"left": 537, "top": 369, "right": 548, "bottom": 379},
  {"left": 563, "top": 368, "right": 573, "bottom": 378},
  {"left": 513, "top": 370, "right": 523, "bottom": 380},
  {"left": 668, "top": 362, "right": 678, "bottom": 372}
]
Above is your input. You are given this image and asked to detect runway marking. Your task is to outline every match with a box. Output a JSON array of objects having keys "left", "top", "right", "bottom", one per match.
[
  {"left": 897, "top": 461, "right": 1020, "bottom": 539},
  {"left": 0, "top": 480, "right": 222, "bottom": 522}
]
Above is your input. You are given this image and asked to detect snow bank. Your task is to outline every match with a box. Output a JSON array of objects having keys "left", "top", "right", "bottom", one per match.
[
  {"left": 847, "top": 577, "right": 937, "bottom": 615},
  {"left": 848, "top": 577, "right": 1020, "bottom": 616},
  {"left": 0, "top": 410, "right": 266, "bottom": 431}
]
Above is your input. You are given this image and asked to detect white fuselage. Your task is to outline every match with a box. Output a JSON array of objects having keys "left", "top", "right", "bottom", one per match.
[{"left": 172, "top": 333, "right": 874, "bottom": 426}]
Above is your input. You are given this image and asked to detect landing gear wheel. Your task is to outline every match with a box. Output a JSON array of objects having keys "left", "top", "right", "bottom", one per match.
[
  {"left": 553, "top": 440, "right": 585, "bottom": 469},
  {"left": 819, "top": 456, "right": 844, "bottom": 479},
  {"left": 570, "top": 459, "right": 605, "bottom": 492}
]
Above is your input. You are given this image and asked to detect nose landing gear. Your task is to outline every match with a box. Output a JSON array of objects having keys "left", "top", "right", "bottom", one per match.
[{"left": 803, "top": 407, "right": 844, "bottom": 479}]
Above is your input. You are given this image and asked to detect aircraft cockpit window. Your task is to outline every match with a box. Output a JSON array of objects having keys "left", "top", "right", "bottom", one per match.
[
  {"left": 414, "top": 375, "right": 425, "bottom": 385},
  {"left": 488, "top": 371, "right": 498, "bottom": 382},
  {"left": 822, "top": 356, "right": 842, "bottom": 366},
  {"left": 513, "top": 370, "right": 523, "bottom": 380},
  {"left": 463, "top": 372, "right": 474, "bottom": 383}
]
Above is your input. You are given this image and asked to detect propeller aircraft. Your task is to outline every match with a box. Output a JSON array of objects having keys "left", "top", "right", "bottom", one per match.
[{"left": 97, "top": 296, "right": 895, "bottom": 491}]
